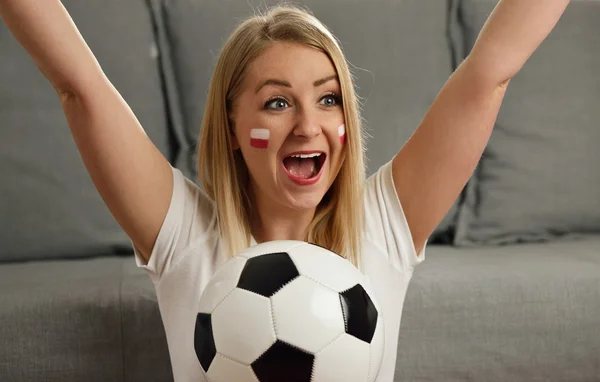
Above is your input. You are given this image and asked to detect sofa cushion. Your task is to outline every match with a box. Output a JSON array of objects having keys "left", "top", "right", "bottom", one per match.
[
  {"left": 156, "top": 0, "right": 460, "bottom": 241},
  {"left": 396, "top": 234, "right": 600, "bottom": 382},
  {"left": 121, "top": 258, "right": 174, "bottom": 381},
  {"left": 453, "top": 0, "right": 600, "bottom": 246},
  {"left": 0, "top": 257, "right": 172, "bottom": 382},
  {"left": 0, "top": 0, "right": 176, "bottom": 262}
]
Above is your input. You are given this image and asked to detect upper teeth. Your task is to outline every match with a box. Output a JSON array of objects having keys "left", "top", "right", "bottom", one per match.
[{"left": 290, "top": 153, "right": 321, "bottom": 158}]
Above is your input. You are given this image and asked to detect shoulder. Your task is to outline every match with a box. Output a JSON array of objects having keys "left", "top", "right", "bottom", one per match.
[
  {"left": 363, "top": 159, "right": 394, "bottom": 212},
  {"left": 134, "top": 167, "right": 219, "bottom": 282},
  {"left": 172, "top": 168, "right": 217, "bottom": 231},
  {"left": 363, "top": 160, "right": 426, "bottom": 271}
]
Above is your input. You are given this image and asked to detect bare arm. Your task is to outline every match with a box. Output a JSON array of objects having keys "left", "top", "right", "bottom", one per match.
[
  {"left": 0, "top": 0, "right": 173, "bottom": 261},
  {"left": 392, "top": 0, "right": 571, "bottom": 255}
]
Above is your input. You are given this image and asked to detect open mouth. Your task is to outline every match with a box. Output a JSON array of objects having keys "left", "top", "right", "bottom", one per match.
[{"left": 282, "top": 152, "right": 326, "bottom": 180}]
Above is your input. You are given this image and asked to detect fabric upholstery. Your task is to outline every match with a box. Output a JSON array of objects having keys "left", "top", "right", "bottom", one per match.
[
  {"left": 121, "top": 259, "right": 174, "bottom": 381},
  {"left": 2, "top": 236, "right": 599, "bottom": 382},
  {"left": 453, "top": 0, "right": 600, "bottom": 246},
  {"left": 396, "top": 234, "right": 600, "bottom": 382},
  {"left": 0, "top": 257, "right": 172, "bottom": 382},
  {"left": 0, "top": 0, "right": 176, "bottom": 262}
]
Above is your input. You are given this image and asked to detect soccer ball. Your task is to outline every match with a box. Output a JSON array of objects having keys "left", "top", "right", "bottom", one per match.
[{"left": 194, "top": 240, "right": 384, "bottom": 382}]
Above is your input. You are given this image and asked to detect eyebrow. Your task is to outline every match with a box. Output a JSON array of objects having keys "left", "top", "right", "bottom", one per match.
[{"left": 255, "top": 74, "right": 339, "bottom": 94}]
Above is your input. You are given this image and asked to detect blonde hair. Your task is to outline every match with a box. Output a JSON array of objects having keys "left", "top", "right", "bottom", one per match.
[{"left": 198, "top": 4, "right": 367, "bottom": 267}]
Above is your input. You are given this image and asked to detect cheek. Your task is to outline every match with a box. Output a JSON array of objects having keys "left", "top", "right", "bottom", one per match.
[
  {"left": 249, "top": 128, "right": 270, "bottom": 149},
  {"left": 337, "top": 124, "right": 346, "bottom": 145}
]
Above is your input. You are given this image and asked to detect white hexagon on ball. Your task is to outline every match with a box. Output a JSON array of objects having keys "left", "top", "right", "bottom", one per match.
[
  {"left": 237, "top": 240, "right": 304, "bottom": 259},
  {"left": 270, "top": 275, "right": 345, "bottom": 353},
  {"left": 211, "top": 288, "right": 276, "bottom": 365},
  {"left": 287, "top": 242, "right": 367, "bottom": 292},
  {"left": 368, "top": 314, "right": 385, "bottom": 382},
  {"left": 206, "top": 354, "right": 258, "bottom": 382},
  {"left": 312, "top": 333, "right": 370, "bottom": 381}
]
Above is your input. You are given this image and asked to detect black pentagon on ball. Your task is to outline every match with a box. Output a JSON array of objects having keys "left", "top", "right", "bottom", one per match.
[
  {"left": 339, "top": 284, "right": 378, "bottom": 343},
  {"left": 252, "top": 340, "right": 314, "bottom": 382},
  {"left": 194, "top": 313, "right": 216, "bottom": 372},
  {"left": 237, "top": 252, "right": 300, "bottom": 297}
]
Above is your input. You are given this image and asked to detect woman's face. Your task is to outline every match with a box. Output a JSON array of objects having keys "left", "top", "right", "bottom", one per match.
[{"left": 230, "top": 41, "right": 346, "bottom": 212}]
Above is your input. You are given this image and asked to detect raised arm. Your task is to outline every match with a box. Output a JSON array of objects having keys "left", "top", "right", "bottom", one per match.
[
  {"left": 0, "top": 0, "right": 174, "bottom": 262},
  {"left": 391, "top": 0, "right": 571, "bottom": 255}
]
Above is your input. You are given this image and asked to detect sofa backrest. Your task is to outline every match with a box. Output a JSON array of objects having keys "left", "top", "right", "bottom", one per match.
[
  {"left": 155, "top": 0, "right": 459, "bottom": 240},
  {"left": 0, "top": 0, "right": 178, "bottom": 261}
]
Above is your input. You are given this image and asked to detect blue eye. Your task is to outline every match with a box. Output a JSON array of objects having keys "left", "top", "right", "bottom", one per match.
[
  {"left": 264, "top": 97, "right": 289, "bottom": 110},
  {"left": 320, "top": 93, "right": 342, "bottom": 107}
]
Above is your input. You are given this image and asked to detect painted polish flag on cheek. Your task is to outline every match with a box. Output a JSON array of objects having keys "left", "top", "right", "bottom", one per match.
[
  {"left": 338, "top": 124, "right": 346, "bottom": 144},
  {"left": 250, "top": 128, "right": 270, "bottom": 149}
]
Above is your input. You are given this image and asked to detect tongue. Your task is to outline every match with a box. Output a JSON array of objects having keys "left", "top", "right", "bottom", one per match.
[{"left": 284, "top": 157, "right": 317, "bottom": 179}]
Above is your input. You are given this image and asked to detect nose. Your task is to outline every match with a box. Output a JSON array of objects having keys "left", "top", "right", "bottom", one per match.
[{"left": 292, "top": 107, "right": 321, "bottom": 139}]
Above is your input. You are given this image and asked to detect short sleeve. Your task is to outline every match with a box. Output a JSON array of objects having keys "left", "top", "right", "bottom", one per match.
[
  {"left": 133, "top": 166, "right": 217, "bottom": 283},
  {"left": 364, "top": 159, "right": 426, "bottom": 272}
]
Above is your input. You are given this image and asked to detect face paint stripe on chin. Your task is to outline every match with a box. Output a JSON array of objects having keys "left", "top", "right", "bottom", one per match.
[
  {"left": 338, "top": 124, "right": 346, "bottom": 145},
  {"left": 250, "top": 128, "right": 270, "bottom": 149}
]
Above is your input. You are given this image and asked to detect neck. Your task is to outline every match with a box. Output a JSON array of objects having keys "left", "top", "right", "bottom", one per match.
[{"left": 249, "top": 189, "right": 315, "bottom": 244}]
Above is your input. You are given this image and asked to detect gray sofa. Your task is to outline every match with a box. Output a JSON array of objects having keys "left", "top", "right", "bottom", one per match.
[{"left": 1, "top": 0, "right": 599, "bottom": 381}]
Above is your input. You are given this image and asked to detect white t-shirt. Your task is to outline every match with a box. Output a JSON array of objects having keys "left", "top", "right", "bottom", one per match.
[{"left": 134, "top": 159, "right": 426, "bottom": 382}]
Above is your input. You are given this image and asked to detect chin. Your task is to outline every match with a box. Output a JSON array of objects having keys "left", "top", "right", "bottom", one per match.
[
  {"left": 289, "top": 196, "right": 324, "bottom": 211},
  {"left": 284, "top": 188, "right": 328, "bottom": 211}
]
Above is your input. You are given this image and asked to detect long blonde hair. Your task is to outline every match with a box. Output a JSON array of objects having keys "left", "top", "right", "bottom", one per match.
[{"left": 198, "top": 4, "right": 367, "bottom": 267}]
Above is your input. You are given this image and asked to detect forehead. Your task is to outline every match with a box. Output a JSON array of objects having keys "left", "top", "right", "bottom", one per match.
[{"left": 247, "top": 42, "right": 337, "bottom": 86}]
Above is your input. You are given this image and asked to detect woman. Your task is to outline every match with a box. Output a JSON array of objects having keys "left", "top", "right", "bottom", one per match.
[{"left": 0, "top": 0, "right": 571, "bottom": 380}]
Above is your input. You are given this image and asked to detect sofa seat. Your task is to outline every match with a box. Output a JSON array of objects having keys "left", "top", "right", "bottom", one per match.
[
  {"left": 1, "top": 236, "right": 599, "bottom": 381},
  {"left": 397, "top": 234, "right": 600, "bottom": 382},
  {"left": 0, "top": 257, "right": 172, "bottom": 382}
]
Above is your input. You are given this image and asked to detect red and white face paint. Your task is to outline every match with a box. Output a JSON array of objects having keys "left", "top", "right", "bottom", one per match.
[
  {"left": 250, "top": 128, "right": 270, "bottom": 149},
  {"left": 338, "top": 124, "right": 346, "bottom": 145}
]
